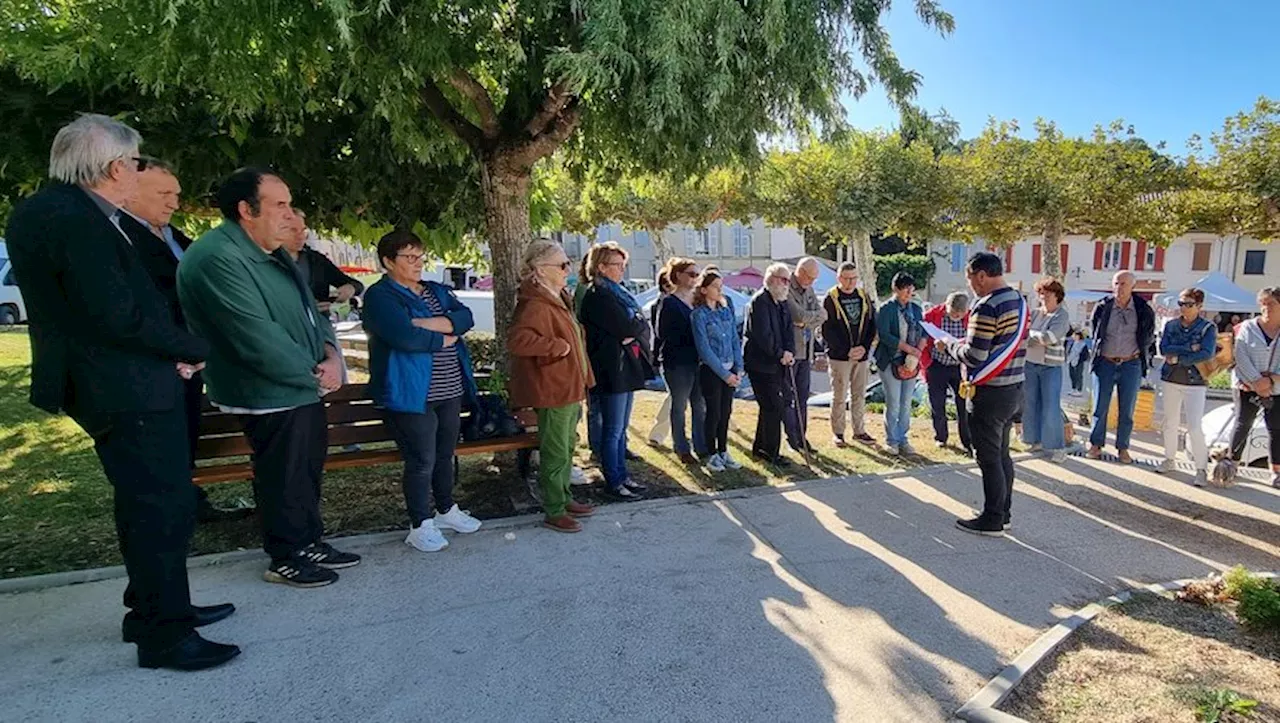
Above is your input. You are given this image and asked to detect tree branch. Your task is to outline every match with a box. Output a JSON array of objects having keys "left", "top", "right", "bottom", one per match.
[
  {"left": 525, "top": 82, "right": 572, "bottom": 138},
  {"left": 516, "top": 103, "right": 583, "bottom": 166},
  {"left": 447, "top": 69, "right": 501, "bottom": 138},
  {"left": 420, "top": 80, "right": 485, "bottom": 150}
]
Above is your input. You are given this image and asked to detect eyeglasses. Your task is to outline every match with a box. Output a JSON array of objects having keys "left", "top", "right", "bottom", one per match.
[
  {"left": 541, "top": 260, "right": 573, "bottom": 270},
  {"left": 396, "top": 253, "right": 426, "bottom": 263},
  {"left": 684, "top": 269, "right": 700, "bottom": 278},
  {"left": 1177, "top": 300, "right": 1199, "bottom": 308}
]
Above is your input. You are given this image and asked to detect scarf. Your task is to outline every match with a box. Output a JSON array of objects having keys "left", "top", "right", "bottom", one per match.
[{"left": 599, "top": 277, "right": 642, "bottom": 317}]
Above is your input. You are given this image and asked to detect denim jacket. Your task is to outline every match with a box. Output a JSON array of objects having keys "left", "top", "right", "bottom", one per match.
[
  {"left": 1158, "top": 316, "right": 1215, "bottom": 385},
  {"left": 692, "top": 302, "right": 744, "bottom": 383}
]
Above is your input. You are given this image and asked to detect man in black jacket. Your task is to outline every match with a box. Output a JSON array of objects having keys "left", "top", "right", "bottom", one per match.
[
  {"left": 282, "top": 212, "right": 364, "bottom": 312},
  {"left": 1086, "top": 270, "right": 1156, "bottom": 463},
  {"left": 120, "top": 158, "right": 246, "bottom": 523},
  {"left": 821, "top": 262, "right": 877, "bottom": 446},
  {"left": 745, "top": 263, "right": 797, "bottom": 466},
  {"left": 4, "top": 115, "right": 239, "bottom": 671}
]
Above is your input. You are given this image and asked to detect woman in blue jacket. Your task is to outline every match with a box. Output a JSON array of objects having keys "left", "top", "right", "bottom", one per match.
[
  {"left": 1158, "top": 287, "right": 1216, "bottom": 485},
  {"left": 873, "top": 272, "right": 925, "bottom": 456},
  {"left": 363, "top": 229, "right": 483, "bottom": 554},
  {"left": 691, "top": 269, "right": 745, "bottom": 473}
]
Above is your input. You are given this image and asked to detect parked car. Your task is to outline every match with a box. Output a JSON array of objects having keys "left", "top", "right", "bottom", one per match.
[
  {"left": 0, "top": 241, "right": 27, "bottom": 325},
  {"left": 1201, "top": 403, "right": 1269, "bottom": 468}
]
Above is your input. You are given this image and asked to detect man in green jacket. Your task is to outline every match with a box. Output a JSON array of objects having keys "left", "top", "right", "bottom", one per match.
[{"left": 177, "top": 168, "right": 359, "bottom": 588}]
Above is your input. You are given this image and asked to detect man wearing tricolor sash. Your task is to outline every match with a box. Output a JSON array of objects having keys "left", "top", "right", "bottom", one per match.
[{"left": 934, "top": 252, "right": 1029, "bottom": 537}]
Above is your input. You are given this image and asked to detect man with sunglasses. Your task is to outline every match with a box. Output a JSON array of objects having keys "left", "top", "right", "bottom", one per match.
[{"left": 5, "top": 115, "right": 240, "bottom": 670}]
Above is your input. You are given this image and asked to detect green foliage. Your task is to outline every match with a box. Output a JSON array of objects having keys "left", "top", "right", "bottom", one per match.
[
  {"left": 466, "top": 332, "right": 500, "bottom": 372},
  {"left": 1223, "top": 566, "right": 1280, "bottom": 631},
  {"left": 1184, "top": 97, "right": 1280, "bottom": 240},
  {"left": 1209, "top": 370, "right": 1232, "bottom": 390},
  {"left": 875, "top": 253, "right": 937, "bottom": 297},
  {"left": 1192, "top": 688, "right": 1258, "bottom": 723}
]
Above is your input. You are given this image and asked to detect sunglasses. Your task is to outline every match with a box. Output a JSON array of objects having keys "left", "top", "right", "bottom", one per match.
[
  {"left": 125, "top": 156, "right": 150, "bottom": 172},
  {"left": 542, "top": 260, "right": 573, "bottom": 270},
  {"left": 1177, "top": 300, "right": 1199, "bottom": 308}
]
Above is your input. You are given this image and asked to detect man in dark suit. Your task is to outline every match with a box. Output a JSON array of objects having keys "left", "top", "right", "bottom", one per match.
[
  {"left": 120, "top": 158, "right": 248, "bottom": 523},
  {"left": 4, "top": 114, "right": 239, "bottom": 671},
  {"left": 744, "top": 263, "right": 797, "bottom": 467}
]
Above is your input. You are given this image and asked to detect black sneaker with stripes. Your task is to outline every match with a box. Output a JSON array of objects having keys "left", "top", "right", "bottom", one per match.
[
  {"left": 263, "top": 558, "right": 338, "bottom": 588},
  {"left": 299, "top": 541, "right": 362, "bottom": 569}
]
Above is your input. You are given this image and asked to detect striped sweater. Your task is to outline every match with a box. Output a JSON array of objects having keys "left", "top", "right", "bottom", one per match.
[{"left": 947, "top": 286, "right": 1027, "bottom": 387}]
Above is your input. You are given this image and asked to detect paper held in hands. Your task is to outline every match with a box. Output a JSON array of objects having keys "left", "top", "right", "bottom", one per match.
[{"left": 919, "top": 320, "right": 960, "bottom": 345}]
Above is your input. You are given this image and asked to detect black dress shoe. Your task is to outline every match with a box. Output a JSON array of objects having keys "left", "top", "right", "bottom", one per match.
[
  {"left": 137, "top": 632, "right": 241, "bottom": 671},
  {"left": 123, "top": 603, "right": 236, "bottom": 643},
  {"left": 624, "top": 450, "right": 641, "bottom": 462}
]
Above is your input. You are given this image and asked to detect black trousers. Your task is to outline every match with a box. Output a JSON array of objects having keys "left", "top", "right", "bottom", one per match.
[
  {"left": 700, "top": 365, "right": 734, "bottom": 455},
  {"left": 1068, "top": 362, "right": 1086, "bottom": 392},
  {"left": 240, "top": 403, "right": 327, "bottom": 561},
  {"left": 1230, "top": 389, "right": 1280, "bottom": 463},
  {"left": 181, "top": 374, "right": 214, "bottom": 509},
  {"left": 752, "top": 371, "right": 786, "bottom": 459},
  {"left": 782, "top": 358, "right": 811, "bottom": 448},
  {"left": 385, "top": 396, "right": 463, "bottom": 526},
  {"left": 926, "top": 363, "right": 971, "bottom": 449},
  {"left": 969, "top": 383, "right": 1022, "bottom": 523},
  {"left": 90, "top": 406, "right": 197, "bottom": 648}
]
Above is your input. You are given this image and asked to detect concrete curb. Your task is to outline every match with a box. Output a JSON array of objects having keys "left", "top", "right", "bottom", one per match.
[
  {"left": 952, "top": 571, "right": 1279, "bottom": 723},
  {"left": 0, "top": 459, "right": 977, "bottom": 595}
]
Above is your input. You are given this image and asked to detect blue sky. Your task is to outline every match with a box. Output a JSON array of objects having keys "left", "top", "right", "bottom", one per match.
[{"left": 842, "top": 0, "right": 1280, "bottom": 157}]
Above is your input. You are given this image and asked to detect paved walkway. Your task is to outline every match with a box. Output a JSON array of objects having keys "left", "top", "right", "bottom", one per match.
[{"left": 2, "top": 457, "right": 1277, "bottom": 722}]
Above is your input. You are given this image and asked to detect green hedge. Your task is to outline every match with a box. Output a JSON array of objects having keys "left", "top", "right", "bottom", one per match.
[
  {"left": 466, "top": 332, "right": 499, "bottom": 371},
  {"left": 875, "top": 253, "right": 937, "bottom": 298}
]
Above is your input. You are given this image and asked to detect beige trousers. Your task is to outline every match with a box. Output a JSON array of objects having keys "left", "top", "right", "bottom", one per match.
[{"left": 829, "top": 358, "right": 870, "bottom": 437}]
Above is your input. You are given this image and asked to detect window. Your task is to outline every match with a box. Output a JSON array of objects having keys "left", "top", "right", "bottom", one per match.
[
  {"left": 1102, "top": 241, "right": 1123, "bottom": 270},
  {"left": 1192, "top": 242, "right": 1212, "bottom": 271},
  {"left": 950, "top": 243, "right": 965, "bottom": 273},
  {"left": 1145, "top": 244, "right": 1157, "bottom": 269},
  {"left": 1244, "top": 249, "right": 1266, "bottom": 275},
  {"left": 732, "top": 224, "right": 751, "bottom": 257},
  {"left": 633, "top": 230, "right": 650, "bottom": 248},
  {"left": 692, "top": 228, "right": 715, "bottom": 256}
]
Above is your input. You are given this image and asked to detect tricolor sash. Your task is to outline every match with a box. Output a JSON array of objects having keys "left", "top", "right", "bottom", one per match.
[{"left": 958, "top": 296, "right": 1030, "bottom": 400}]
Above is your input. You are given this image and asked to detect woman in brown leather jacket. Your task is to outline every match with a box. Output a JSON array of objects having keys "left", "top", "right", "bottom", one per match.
[{"left": 507, "top": 240, "right": 598, "bottom": 532}]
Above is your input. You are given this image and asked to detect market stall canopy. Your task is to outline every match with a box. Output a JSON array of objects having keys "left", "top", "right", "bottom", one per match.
[
  {"left": 722, "top": 266, "right": 764, "bottom": 289},
  {"left": 1154, "top": 272, "right": 1256, "bottom": 314}
]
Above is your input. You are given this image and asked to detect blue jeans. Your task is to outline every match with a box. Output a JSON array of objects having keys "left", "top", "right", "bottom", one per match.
[
  {"left": 879, "top": 370, "right": 917, "bottom": 447},
  {"left": 1022, "top": 362, "right": 1064, "bottom": 450},
  {"left": 663, "top": 364, "right": 707, "bottom": 456},
  {"left": 1090, "top": 358, "right": 1142, "bottom": 451},
  {"left": 598, "top": 391, "right": 635, "bottom": 489},
  {"left": 586, "top": 389, "right": 603, "bottom": 457}
]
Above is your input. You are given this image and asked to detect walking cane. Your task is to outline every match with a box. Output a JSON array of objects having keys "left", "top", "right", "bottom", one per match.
[{"left": 787, "top": 361, "right": 816, "bottom": 471}]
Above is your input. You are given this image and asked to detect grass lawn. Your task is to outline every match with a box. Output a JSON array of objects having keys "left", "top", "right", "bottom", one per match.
[{"left": 0, "top": 328, "right": 976, "bottom": 579}]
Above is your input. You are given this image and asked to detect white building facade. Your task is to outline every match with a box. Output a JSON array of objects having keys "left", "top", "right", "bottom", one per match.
[{"left": 927, "top": 233, "right": 1253, "bottom": 306}]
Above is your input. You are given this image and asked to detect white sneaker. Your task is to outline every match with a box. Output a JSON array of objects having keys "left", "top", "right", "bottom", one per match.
[
  {"left": 721, "top": 452, "right": 742, "bottom": 470},
  {"left": 1050, "top": 449, "right": 1068, "bottom": 463},
  {"left": 706, "top": 453, "right": 726, "bottom": 472},
  {"left": 1156, "top": 458, "right": 1177, "bottom": 474},
  {"left": 1194, "top": 469, "right": 1208, "bottom": 487},
  {"left": 884, "top": 444, "right": 900, "bottom": 456},
  {"left": 434, "top": 504, "right": 482, "bottom": 534},
  {"left": 570, "top": 466, "right": 591, "bottom": 486},
  {"left": 405, "top": 519, "right": 448, "bottom": 552}
]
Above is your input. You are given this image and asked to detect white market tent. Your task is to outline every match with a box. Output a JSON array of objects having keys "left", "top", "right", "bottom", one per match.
[{"left": 1154, "top": 272, "right": 1256, "bottom": 314}]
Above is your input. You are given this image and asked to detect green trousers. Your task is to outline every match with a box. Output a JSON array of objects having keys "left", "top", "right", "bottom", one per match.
[{"left": 537, "top": 402, "right": 581, "bottom": 517}]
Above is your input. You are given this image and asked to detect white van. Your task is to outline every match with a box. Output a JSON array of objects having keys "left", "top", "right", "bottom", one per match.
[{"left": 0, "top": 241, "right": 27, "bottom": 325}]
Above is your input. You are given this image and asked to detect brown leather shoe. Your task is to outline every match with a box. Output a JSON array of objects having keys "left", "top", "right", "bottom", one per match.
[
  {"left": 1085, "top": 445, "right": 1103, "bottom": 460},
  {"left": 678, "top": 452, "right": 699, "bottom": 465},
  {"left": 566, "top": 501, "right": 595, "bottom": 518},
  {"left": 1117, "top": 449, "right": 1133, "bottom": 464},
  {"left": 542, "top": 515, "right": 582, "bottom": 533}
]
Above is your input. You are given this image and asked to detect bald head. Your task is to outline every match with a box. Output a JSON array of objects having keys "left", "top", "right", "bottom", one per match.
[
  {"left": 1112, "top": 271, "right": 1135, "bottom": 305},
  {"left": 795, "top": 257, "right": 820, "bottom": 288}
]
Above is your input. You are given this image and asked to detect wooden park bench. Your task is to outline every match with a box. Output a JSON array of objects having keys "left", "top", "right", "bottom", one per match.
[{"left": 191, "top": 381, "right": 539, "bottom": 485}]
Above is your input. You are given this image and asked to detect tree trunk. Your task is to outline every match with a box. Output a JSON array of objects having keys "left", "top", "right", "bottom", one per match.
[
  {"left": 479, "top": 150, "right": 533, "bottom": 375},
  {"left": 852, "top": 231, "right": 879, "bottom": 305},
  {"left": 1042, "top": 219, "right": 1064, "bottom": 283},
  {"left": 651, "top": 227, "right": 674, "bottom": 266}
]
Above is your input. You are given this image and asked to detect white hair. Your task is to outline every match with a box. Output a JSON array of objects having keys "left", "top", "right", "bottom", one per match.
[
  {"left": 48, "top": 114, "right": 142, "bottom": 187},
  {"left": 946, "top": 291, "right": 969, "bottom": 313},
  {"left": 765, "top": 262, "right": 792, "bottom": 282},
  {"left": 798, "top": 257, "right": 820, "bottom": 273}
]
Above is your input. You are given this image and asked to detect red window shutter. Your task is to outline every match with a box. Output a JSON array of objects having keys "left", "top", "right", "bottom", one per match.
[
  {"left": 1006, "top": 247, "right": 1014, "bottom": 273},
  {"left": 1031, "top": 244, "right": 1042, "bottom": 274},
  {"left": 1060, "top": 243, "right": 1070, "bottom": 272},
  {"left": 1135, "top": 240, "right": 1147, "bottom": 271},
  {"left": 1093, "top": 241, "right": 1104, "bottom": 270},
  {"left": 1120, "top": 240, "right": 1132, "bottom": 269},
  {"left": 1154, "top": 247, "right": 1165, "bottom": 271}
]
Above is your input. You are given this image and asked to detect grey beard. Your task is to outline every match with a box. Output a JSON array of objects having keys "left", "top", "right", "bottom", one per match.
[{"left": 769, "top": 286, "right": 789, "bottom": 302}]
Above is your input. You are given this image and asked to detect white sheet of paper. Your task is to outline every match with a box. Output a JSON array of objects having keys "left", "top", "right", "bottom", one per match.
[{"left": 919, "top": 320, "right": 959, "bottom": 345}]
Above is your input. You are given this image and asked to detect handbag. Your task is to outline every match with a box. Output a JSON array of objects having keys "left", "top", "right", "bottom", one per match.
[{"left": 460, "top": 394, "right": 523, "bottom": 442}]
